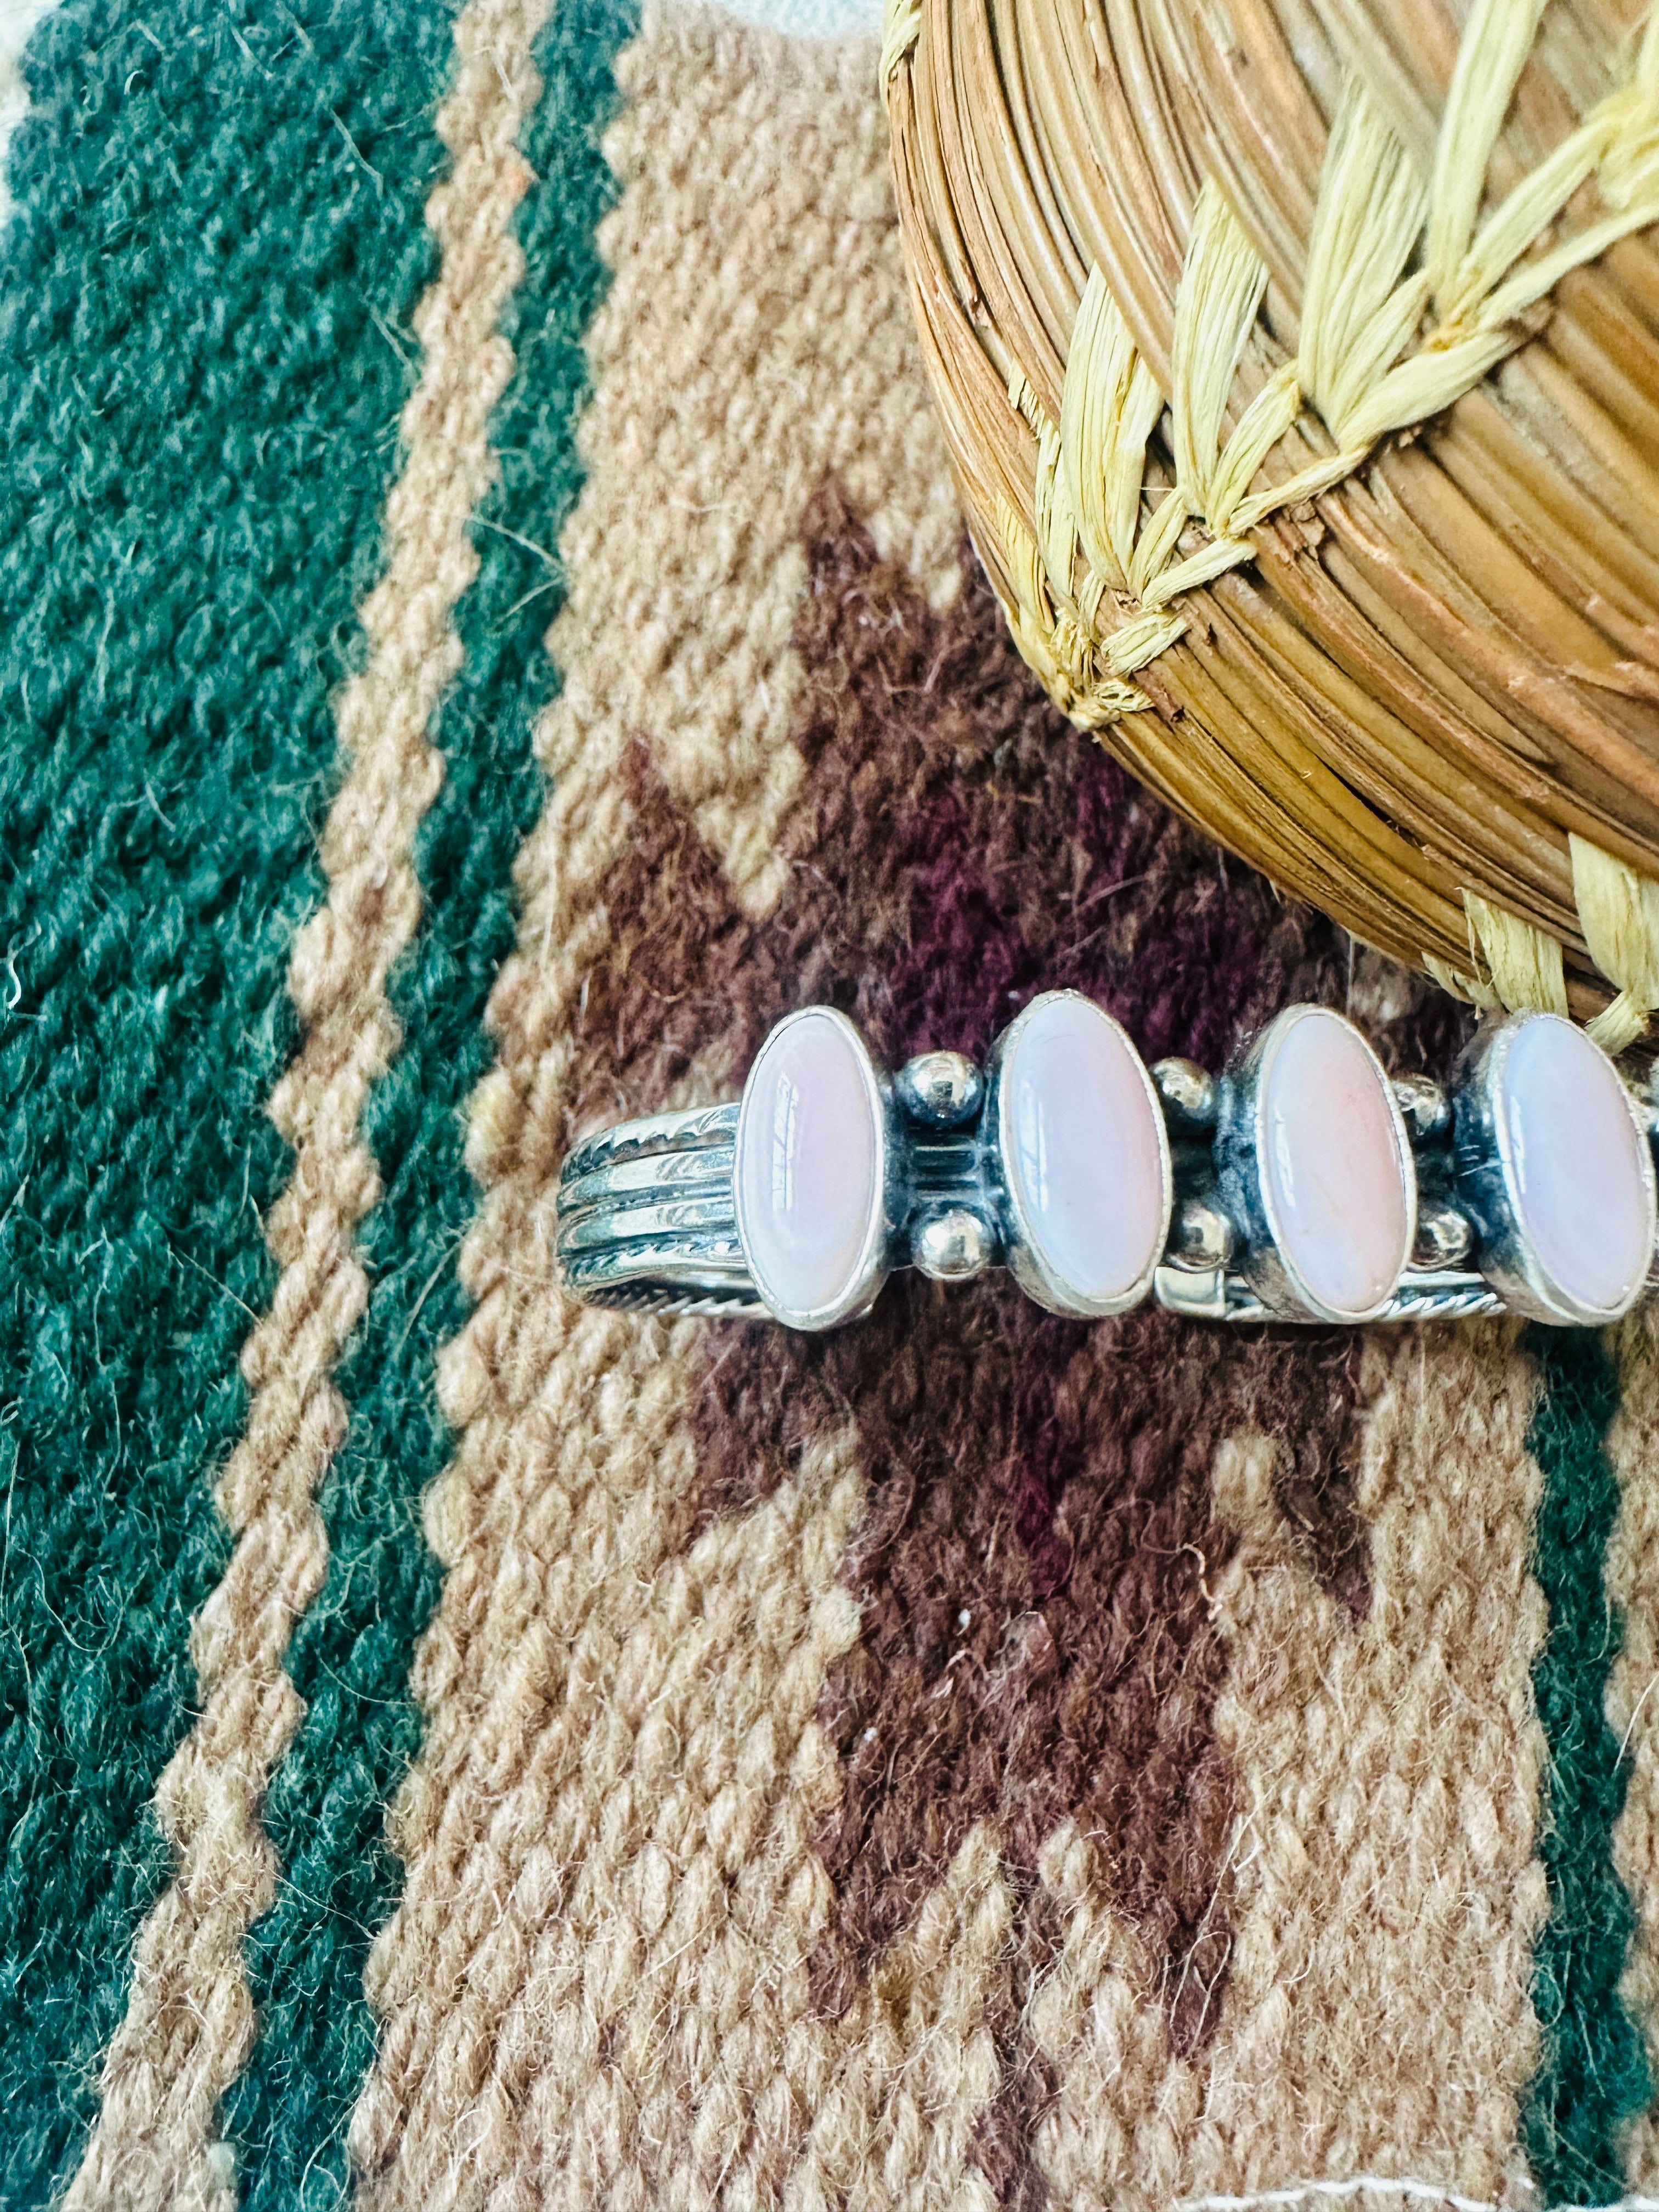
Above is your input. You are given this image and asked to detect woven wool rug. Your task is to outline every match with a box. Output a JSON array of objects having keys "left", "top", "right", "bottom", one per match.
[{"left": 5, "top": 2, "right": 1659, "bottom": 2207}]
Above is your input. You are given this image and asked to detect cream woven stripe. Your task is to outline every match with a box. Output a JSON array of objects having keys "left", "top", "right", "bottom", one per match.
[
  {"left": 892, "top": 0, "right": 1659, "bottom": 1047},
  {"left": 1172, "top": 2190, "right": 1659, "bottom": 2212},
  {"left": 61, "top": 4, "right": 550, "bottom": 2203}
]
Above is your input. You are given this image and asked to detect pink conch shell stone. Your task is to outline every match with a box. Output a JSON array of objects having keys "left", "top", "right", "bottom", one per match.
[
  {"left": 1259, "top": 1009, "right": 1412, "bottom": 1320},
  {"left": 1499, "top": 1013, "right": 1652, "bottom": 1317},
  {"left": 1002, "top": 994, "right": 1168, "bottom": 1306},
  {"left": 736, "top": 1009, "right": 882, "bottom": 1319}
]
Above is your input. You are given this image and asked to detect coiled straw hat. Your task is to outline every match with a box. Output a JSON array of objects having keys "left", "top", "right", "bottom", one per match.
[{"left": 884, "top": 0, "right": 1659, "bottom": 1045}]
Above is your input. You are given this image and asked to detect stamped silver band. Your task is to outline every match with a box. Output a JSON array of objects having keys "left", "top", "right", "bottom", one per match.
[
  {"left": 555, "top": 1103, "right": 762, "bottom": 1317},
  {"left": 555, "top": 995, "right": 1657, "bottom": 1332}
]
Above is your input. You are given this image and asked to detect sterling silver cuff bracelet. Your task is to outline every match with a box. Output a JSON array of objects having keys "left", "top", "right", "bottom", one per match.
[{"left": 555, "top": 992, "right": 1658, "bottom": 1332}]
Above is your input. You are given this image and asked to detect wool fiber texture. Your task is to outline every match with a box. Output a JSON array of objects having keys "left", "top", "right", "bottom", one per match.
[
  {"left": 0, "top": 0, "right": 450, "bottom": 2197},
  {"left": 4, "top": 1, "right": 1659, "bottom": 2207}
]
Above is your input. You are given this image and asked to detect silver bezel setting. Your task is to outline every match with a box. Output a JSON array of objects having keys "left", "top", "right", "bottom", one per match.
[
  {"left": 556, "top": 994, "right": 1658, "bottom": 1333},
  {"left": 731, "top": 1005, "right": 900, "bottom": 1331},
  {"left": 1218, "top": 1003, "right": 1418, "bottom": 1325},
  {"left": 1452, "top": 1010, "right": 1656, "bottom": 1326},
  {"left": 983, "top": 989, "right": 1173, "bottom": 1320}
]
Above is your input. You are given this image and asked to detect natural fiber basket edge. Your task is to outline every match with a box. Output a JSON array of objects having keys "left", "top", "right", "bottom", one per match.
[{"left": 884, "top": 0, "right": 1659, "bottom": 1044}]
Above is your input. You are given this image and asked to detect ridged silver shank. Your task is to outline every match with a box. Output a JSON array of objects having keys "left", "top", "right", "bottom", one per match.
[{"left": 555, "top": 1103, "right": 761, "bottom": 1317}]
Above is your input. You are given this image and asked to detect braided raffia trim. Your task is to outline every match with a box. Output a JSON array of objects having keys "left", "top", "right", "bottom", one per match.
[
  {"left": 994, "top": 1, "right": 1659, "bottom": 727},
  {"left": 968, "top": 0, "right": 1659, "bottom": 1038}
]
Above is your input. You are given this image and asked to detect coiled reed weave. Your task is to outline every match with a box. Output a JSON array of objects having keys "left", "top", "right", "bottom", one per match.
[{"left": 885, "top": 0, "right": 1659, "bottom": 1043}]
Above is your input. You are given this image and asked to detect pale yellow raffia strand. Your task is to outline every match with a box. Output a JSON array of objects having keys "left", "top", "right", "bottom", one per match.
[
  {"left": 1463, "top": 890, "right": 1570, "bottom": 1018},
  {"left": 60, "top": 5, "right": 550, "bottom": 2208},
  {"left": 1571, "top": 834, "right": 1659, "bottom": 1052},
  {"left": 879, "top": 0, "right": 921, "bottom": 108},
  {"left": 1424, "top": 951, "right": 1502, "bottom": 1009},
  {"left": 1427, "top": 839, "right": 1659, "bottom": 1043}
]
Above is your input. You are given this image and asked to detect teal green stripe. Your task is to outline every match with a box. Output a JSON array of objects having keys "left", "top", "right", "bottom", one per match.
[
  {"left": 221, "top": 3, "right": 635, "bottom": 2200},
  {"left": 1523, "top": 1327, "right": 1651, "bottom": 2204},
  {"left": 0, "top": 0, "right": 453, "bottom": 2197}
]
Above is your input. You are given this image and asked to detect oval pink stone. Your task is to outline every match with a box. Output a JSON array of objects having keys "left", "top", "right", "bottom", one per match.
[
  {"left": 1258, "top": 1008, "right": 1412, "bottom": 1321},
  {"left": 1498, "top": 1013, "right": 1652, "bottom": 1317},
  {"left": 735, "top": 1008, "right": 883, "bottom": 1322},
  {"left": 1001, "top": 995, "right": 1168, "bottom": 1308}
]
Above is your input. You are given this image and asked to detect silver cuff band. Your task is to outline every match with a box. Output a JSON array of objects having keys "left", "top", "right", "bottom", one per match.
[
  {"left": 556, "top": 1104, "right": 762, "bottom": 1317},
  {"left": 555, "top": 994, "right": 1658, "bottom": 1332}
]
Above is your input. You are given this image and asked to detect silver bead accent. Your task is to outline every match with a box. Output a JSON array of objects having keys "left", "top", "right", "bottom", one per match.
[
  {"left": 1164, "top": 1195, "right": 1237, "bottom": 1272},
  {"left": 1392, "top": 1072, "right": 1452, "bottom": 1144},
  {"left": 911, "top": 1205, "right": 996, "bottom": 1280},
  {"left": 896, "top": 1049, "right": 985, "bottom": 1128},
  {"left": 1150, "top": 1056, "right": 1217, "bottom": 1133},
  {"left": 1413, "top": 1202, "right": 1475, "bottom": 1270},
  {"left": 558, "top": 995, "right": 1646, "bottom": 1332}
]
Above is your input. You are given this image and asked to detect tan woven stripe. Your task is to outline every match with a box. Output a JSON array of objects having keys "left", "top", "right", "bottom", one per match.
[
  {"left": 343, "top": 11, "right": 989, "bottom": 2197},
  {"left": 789, "top": 1821, "right": 1011, "bottom": 2211},
  {"left": 62, "top": 7, "right": 548, "bottom": 2203},
  {"left": 1606, "top": 1306, "right": 1659, "bottom": 2186},
  {"left": 549, "top": 1, "right": 960, "bottom": 922},
  {"left": 1031, "top": 1329, "right": 1547, "bottom": 2205},
  {"left": 352, "top": 1335, "right": 870, "bottom": 2201}
]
